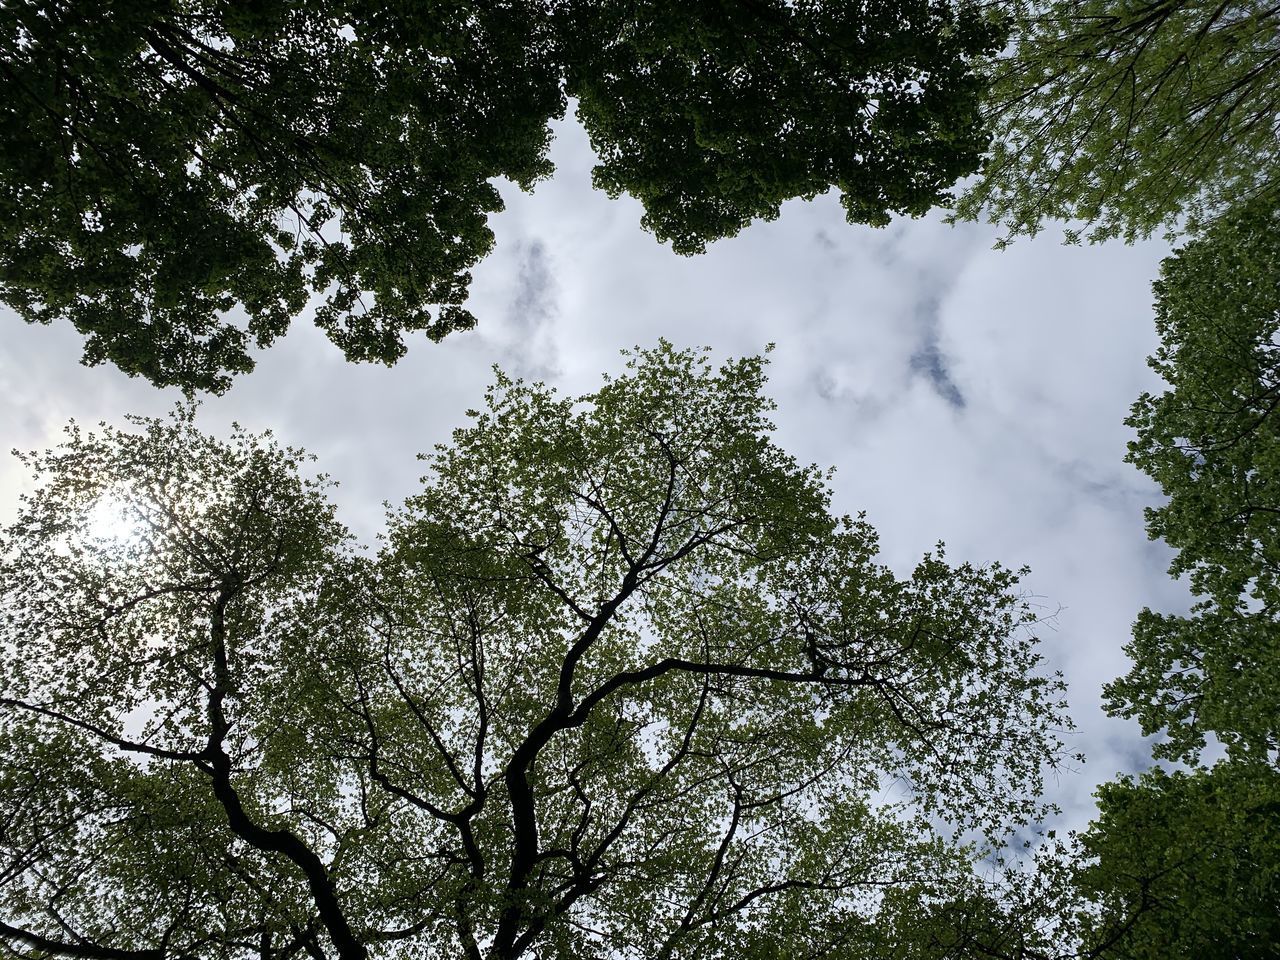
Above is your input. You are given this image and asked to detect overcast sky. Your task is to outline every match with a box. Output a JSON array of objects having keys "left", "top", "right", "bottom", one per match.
[{"left": 0, "top": 109, "right": 1190, "bottom": 837}]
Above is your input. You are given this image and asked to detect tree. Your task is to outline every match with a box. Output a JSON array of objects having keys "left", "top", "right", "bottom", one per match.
[
  {"left": 1108, "top": 195, "right": 1280, "bottom": 762},
  {"left": 1065, "top": 195, "right": 1280, "bottom": 960},
  {"left": 560, "top": 0, "right": 1006, "bottom": 255},
  {"left": 1075, "top": 762, "right": 1280, "bottom": 959},
  {"left": 955, "top": 0, "right": 1280, "bottom": 244},
  {"left": 0, "top": 344, "right": 1071, "bottom": 960},
  {"left": 0, "top": 0, "right": 563, "bottom": 393},
  {"left": 0, "top": 1, "right": 1006, "bottom": 392}
]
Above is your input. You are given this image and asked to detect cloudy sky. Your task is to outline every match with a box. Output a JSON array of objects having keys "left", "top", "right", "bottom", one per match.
[{"left": 0, "top": 109, "right": 1190, "bottom": 836}]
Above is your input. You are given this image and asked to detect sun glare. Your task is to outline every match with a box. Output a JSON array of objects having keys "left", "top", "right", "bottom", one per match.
[{"left": 84, "top": 490, "right": 144, "bottom": 546}]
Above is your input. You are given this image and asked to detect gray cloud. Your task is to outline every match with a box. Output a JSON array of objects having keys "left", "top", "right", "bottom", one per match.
[
  {"left": 909, "top": 323, "right": 966, "bottom": 409},
  {"left": 503, "top": 238, "right": 560, "bottom": 380},
  {"left": 813, "top": 229, "right": 837, "bottom": 252}
]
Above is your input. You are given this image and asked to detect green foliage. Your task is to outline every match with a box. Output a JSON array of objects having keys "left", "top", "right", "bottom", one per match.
[
  {"left": 561, "top": 0, "right": 1006, "bottom": 255},
  {"left": 0, "top": 345, "right": 1070, "bottom": 960},
  {"left": 1108, "top": 196, "right": 1280, "bottom": 762},
  {"left": 0, "top": 1, "right": 1004, "bottom": 391},
  {"left": 0, "top": 0, "right": 561, "bottom": 392},
  {"left": 861, "top": 886, "right": 1055, "bottom": 959},
  {"left": 956, "top": 0, "right": 1280, "bottom": 244},
  {"left": 1075, "top": 194, "right": 1280, "bottom": 960},
  {"left": 1075, "top": 762, "right": 1280, "bottom": 959}
]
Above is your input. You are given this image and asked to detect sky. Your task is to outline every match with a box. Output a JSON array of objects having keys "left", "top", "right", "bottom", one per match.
[{"left": 0, "top": 108, "right": 1191, "bottom": 838}]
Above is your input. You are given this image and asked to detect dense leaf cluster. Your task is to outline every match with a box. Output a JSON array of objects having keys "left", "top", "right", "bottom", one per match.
[
  {"left": 1077, "top": 762, "right": 1280, "bottom": 959},
  {"left": 1112, "top": 196, "right": 1280, "bottom": 763},
  {"left": 1, "top": 0, "right": 562, "bottom": 392},
  {"left": 564, "top": 0, "right": 1003, "bottom": 255}
]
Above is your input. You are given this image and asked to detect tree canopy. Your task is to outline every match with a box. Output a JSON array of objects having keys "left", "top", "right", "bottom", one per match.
[
  {"left": 562, "top": 0, "right": 1004, "bottom": 255},
  {"left": 1075, "top": 762, "right": 1280, "bottom": 959},
  {"left": 0, "top": 0, "right": 1005, "bottom": 392},
  {"left": 956, "top": 0, "right": 1280, "bottom": 244},
  {"left": 1060, "top": 194, "right": 1280, "bottom": 960},
  {"left": 1108, "top": 195, "right": 1280, "bottom": 763},
  {"left": 0, "top": 344, "right": 1071, "bottom": 960},
  {"left": 1, "top": 0, "right": 563, "bottom": 393}
]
